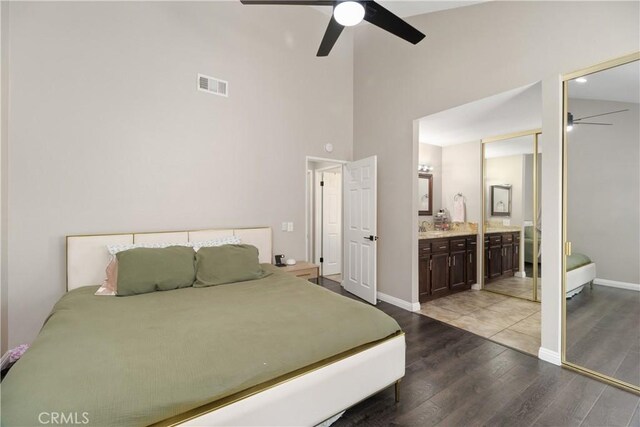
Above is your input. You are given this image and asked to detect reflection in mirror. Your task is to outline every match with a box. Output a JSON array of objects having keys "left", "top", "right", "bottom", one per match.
[
  {"left": 418, "top": 173, "right": 433, "bottom": 215},
  {"left": 535, "top": 138, "right": 542, "bottom": 302},
  {"left": 491, "top": 185, "right": 512, "bottom": 216},
  {"left": 483, "top": 134, "right": 540, "bottom": 301},
  {"left": 564, "top": 58, "right": 640, "bottom": 390}
]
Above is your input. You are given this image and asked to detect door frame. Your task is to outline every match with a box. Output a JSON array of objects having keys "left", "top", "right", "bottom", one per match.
[
  {"left": 305, "top": 156, "right": 348, "bottom": 278},
  {"left": 314, "top": 165, "right": 342, "bottom": 273}
]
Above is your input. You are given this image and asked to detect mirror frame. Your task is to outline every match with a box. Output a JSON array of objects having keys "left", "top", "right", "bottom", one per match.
[
  {"left": 418, "top": 172, "right": 433, "bottom": 216},
  {"left": 490, "top": 185, "right": 512, "bottom": 216},
  {"left": 561, "top": 51, "right": 640, "bottom": 395},
  {"left": 481, "top": 129, "right": 541, "bottom": 302}
]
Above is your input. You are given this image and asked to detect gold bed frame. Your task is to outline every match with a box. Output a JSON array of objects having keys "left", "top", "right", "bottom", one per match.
[{"left": 150, "top": 331, "right": 405, "bottom": 426}]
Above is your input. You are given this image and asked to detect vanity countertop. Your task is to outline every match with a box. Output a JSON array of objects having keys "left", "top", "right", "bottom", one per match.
[
  {"left": 419, "top": 230, "right": 477, "bottom": 240},
  {"left": 485, "top": 226, "right": 522, "bottom": 234}
]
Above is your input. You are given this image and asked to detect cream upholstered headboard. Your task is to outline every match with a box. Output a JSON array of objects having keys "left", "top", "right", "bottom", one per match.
[{"left": 66, "top": 227, "right": 272, "bottom": 291}]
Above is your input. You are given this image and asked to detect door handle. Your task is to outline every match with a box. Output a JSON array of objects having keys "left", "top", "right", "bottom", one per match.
[
  {"left": 363, "top": 235, "right": 378, "bottom": 241},
  {"left": 453, "top": 257, "right": 456, "bottom": 266}
]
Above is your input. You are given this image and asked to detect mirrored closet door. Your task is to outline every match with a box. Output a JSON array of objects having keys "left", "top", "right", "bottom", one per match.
[
  {"left": 563, "top": 53, "right": 640, "bottom": 392},
  {"left": 482, "top": 131, "right": 542, "bottom": 301}
]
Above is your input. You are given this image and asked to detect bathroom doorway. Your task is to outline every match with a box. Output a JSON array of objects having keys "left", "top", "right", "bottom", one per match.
[{"left": 306, "top": 157, "right": 346, "bottom": 283}]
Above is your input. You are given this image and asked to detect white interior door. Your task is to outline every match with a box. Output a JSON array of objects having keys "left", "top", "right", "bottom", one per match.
[
  {"left": 321, "top": 168, "right": 342, "bottom": 276},
  {"left": 343, "top": 156, "right": 377, "bottom": 304}
]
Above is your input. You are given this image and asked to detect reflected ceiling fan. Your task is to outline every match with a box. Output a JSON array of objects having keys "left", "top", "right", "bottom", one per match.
[
  {"left": 239, "top": 0, "right": 426, "bottom": 56},
  {"left": 567, "top": 109, "right": 629, "bottom": 131}
]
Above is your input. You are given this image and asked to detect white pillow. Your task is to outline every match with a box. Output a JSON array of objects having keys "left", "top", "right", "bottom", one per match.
[
  {"left": 189, "top": 236, "right": 241, "bottom": 251},
  {"left": 106, "top": 241, "right": 189, "bottom": 255}
]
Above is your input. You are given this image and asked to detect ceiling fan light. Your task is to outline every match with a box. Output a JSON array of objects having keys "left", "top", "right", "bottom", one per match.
[
  {"left": 567, "top": 112, "right": 574, "bottom": 132},
  {"left": 334, "top": 1, "right": 365, "bottom": 27}
]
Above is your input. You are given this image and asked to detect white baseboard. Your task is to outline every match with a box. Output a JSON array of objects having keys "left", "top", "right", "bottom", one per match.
[
  {"left": 471, "top": 283, "right": 481, "bottom": 290},
  {"left": 538, "top": 347, "right": 561, "bottom": 366},
  {"left": 594, "top": 278, "right": 640, "bottom": 292},
  {"left": 377, "top": 292, "right": 420, "bottom": 312},
  {"left": 515, "top": 271, "right": 526, "bottom": 278}
]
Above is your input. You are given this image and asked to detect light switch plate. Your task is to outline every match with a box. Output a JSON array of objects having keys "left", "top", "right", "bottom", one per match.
[
  {"left": 287, "top": 222, "right": 294, "bottom": 232},
  {"left": 281, "top": 222, "right": 288, "bottom": 231}
]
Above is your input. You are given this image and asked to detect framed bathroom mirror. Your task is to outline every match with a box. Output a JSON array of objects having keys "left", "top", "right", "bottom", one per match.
[
  {"left": 490, "top": 185, "right": 511, "bottom": 216},
  {"left": 562, "top": 52, "right": 640, "bottom": 393},
  {"left": 418, "top": 173, "right": 433, "bottom": 215}
]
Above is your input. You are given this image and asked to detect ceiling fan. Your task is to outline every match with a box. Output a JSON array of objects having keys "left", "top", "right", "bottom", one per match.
[
  {"left": 567, "top": 108, "right": 629, "bottom": 131},
  {"left": 239, "top": 0, "right": 426, "bottom": 57}
]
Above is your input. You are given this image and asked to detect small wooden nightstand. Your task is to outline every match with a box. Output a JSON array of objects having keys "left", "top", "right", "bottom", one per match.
[{"left": 277, "top": 261, "right": 320, "bottom": 281}]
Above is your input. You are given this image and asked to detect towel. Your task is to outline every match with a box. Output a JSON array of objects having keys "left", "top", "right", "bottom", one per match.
[{"left": 452, "top": 197, "right": 465, "bottom": 222}]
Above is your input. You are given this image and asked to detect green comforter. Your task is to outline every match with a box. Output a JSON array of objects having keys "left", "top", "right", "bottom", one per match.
[
  {"left": 567, "top": 252, "right": 592, "bottom": 271},
  {"left": 1, "top": 266, "right": 400, "bottom": 426}
]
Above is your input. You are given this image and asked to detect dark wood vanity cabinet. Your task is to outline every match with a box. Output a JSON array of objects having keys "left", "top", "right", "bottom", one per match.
[
  {"left": 419, "top": 235, "right": 477, "bottom": 302},
  {"left": 466, "top": 240, "right": 477, "bottom": 286},
  {"left": 484, "top": 232, "right": 520, "bottom": 284}
]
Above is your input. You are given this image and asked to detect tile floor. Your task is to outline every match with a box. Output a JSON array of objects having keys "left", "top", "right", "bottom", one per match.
[
  {"left": 419, "top": 290, "right": 541, "bottom": 355},
  {"left": 484, "top": 275, "right": 542, "bottom": 300}
]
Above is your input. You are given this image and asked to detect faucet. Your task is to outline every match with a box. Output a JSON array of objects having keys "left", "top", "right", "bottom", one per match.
[{"left": 419, "top": 221, "right": 428, "bottom": 232}]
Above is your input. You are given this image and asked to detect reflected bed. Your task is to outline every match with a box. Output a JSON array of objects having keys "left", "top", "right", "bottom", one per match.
[{"left": 566, "top": 253, "right": 596, "bottom": 298}]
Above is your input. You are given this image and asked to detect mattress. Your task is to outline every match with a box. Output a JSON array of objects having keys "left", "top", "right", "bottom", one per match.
[
  {"left": 1, "top": 266, "right": 400, "bottom": 426},
  {"left": 567, "top": 252, "right": 592, "bottom": 271}
]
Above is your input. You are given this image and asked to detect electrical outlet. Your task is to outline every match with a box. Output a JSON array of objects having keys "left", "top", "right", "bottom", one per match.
[
  {"left": 502, "top": 219, "right": 511, "bottom": 226},
  {"left": 287, "top": 222, "right": 294, "bottom": 232}
]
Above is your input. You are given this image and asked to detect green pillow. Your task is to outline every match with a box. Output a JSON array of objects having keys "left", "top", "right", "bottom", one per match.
[
  {"left": 116, "top": 246, "right": 196, "bottom": 296},
  {"left": 194, "top": 244, "right": 270, "bottom": 287}
]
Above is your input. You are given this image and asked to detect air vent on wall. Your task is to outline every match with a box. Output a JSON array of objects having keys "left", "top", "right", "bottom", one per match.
[{"left": 198, "top": 73, "right": 228, "bottom": 97}]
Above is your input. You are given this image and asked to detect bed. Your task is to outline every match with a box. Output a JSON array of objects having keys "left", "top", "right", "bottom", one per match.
[
  {"left": 566, "top": 252, "right": 596, "bottom": 298},
  {"left": 2, "top": 227, "right": 405, "bottom": 426}
]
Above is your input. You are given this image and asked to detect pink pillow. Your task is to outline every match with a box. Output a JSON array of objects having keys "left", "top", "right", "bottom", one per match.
[{"left": 94, "top": 258, "right": 118, "bottom": 296}]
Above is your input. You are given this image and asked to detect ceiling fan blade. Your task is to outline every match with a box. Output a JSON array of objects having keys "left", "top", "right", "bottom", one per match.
[
  {"left": 317, "top": 15, "right": 344, "bottom": 57},
  {"left": 240, "top": 0, "right": 333, "bottom": 5},
  {"left": 575, "top": 122, "right": 612, "bottom": 126},
  {"left": 574, "top": 109, "right": 629, "bottom": 121},
  {"left": 363, "top": 1, "right": 426, "bottom": 45}
]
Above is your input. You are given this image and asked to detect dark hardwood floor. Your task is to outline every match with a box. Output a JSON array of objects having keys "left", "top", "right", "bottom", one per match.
[
  {"left": 316, "top": 278, "right": 640, "bottom": 427},
  {"left": 566, "top": 284, "right": 640, "bottom": 387}
]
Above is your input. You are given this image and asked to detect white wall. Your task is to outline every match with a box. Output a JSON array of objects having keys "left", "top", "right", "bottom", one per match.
[
  {"left": 418, "top": 143, "right": 442, "bottom": 219},
  {"left": 353, "top": 1, "right": 639, "bottom": 359},
  {"left": 5, "top": 2, "right": 353, "bottom": 346},
  {"left": 441, "top": 141, "right": 481, "bottom": 224},
  {"left": 567, "top": 99, "right": 639, "bottom": 284}
]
